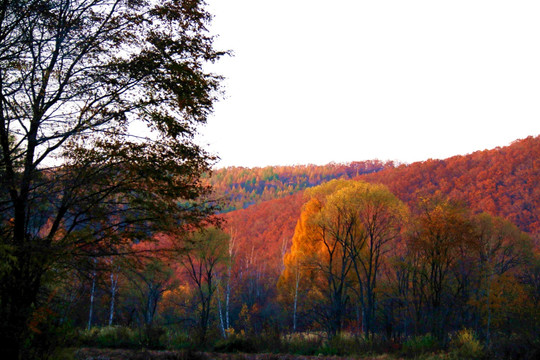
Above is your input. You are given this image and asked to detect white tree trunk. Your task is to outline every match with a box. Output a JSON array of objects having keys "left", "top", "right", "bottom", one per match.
[
  {"left": 109, "top": 269, "right": 118, "bottom": 326},
  {"left": 87, "top": 258, "right": 97, "bottom": 330},
  {"left": 217, "top": 284, "right": 226, "bottom": 338}
]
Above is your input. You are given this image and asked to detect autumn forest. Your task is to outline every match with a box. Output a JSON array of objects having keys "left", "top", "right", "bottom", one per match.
[
  {"left": 0, "top": 1, "right": 539, "bottom": 360},
  {"left": 23, "top": 136, "right": 540, "bottom": 359}
]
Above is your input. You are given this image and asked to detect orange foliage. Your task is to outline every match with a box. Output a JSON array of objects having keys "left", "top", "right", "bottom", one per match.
[
  {"left": 219, "top": 137, "right": 539, "bottom": 298},
  {"left": 360, "top": 136, "right": 540, "bottom": 235},
  {"left": 222, "top": 192, "right": 305, "bottom": 278}
]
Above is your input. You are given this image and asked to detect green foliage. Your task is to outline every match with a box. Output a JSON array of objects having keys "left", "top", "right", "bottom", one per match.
[
  {"left": 0, "top": 0, "right": 225, "bottom": 357},
  {"left": 211, "top": 331, "right": 401, "bottom": 357},
  {"left": 78, "top": 325, "right": 168, "bottom": 350},
  {"left": 402, "top": 334, "right": 440, "bottom": 357},
  {"left": 212, "top": 326, "right": 283, "bottom": 354},
  {"left": 318, "top": 333, "right": 360, "bottom": 356},
  {"left": 0, "top": 243, "right": 15, "bottom": 278},
  {"left": 24, "top": 319, "right": 77, "bottom": 360},
  {"left": 210, "top": 161, "right": 393, "bottom": 212},
  {"left": 315, "top": 334, "right": 401, "bottom": 357},
  {"left": 141, "top": 325, "right": 166, "bottom": 349},
  {"left": 78, "top": 326, "right": 139, "bottom": 349},
  {"left": 412, "top": 354, "right": 453, "bottom": 360},
  {"left": 70, "top": 327, "right": 540, "bottom": 360},
  {"left": 162, "top": 329, "right": 192, "bottom": 350},
  {"left": 50, "top": 347, "right": 77, "bottom": 360}
]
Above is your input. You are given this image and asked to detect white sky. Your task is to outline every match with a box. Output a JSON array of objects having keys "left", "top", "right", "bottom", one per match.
[{"left": 199, "top": 0, "right": 540, "bottom": 168}]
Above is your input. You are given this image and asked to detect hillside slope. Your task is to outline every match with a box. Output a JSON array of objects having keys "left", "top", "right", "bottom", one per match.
[
  {"left": 223, "top": 136, "right": 539, "bottom": 281},
  {"left": 360, "top": 135, "right": 539, "bottom": 234}
]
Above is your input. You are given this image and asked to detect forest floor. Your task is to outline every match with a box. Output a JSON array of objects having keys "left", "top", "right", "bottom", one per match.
[{"left": 71, "top": 347, "right": 400, "bottom": 360}]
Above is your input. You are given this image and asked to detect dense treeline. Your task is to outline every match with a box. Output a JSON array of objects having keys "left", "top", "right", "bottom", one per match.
[
  {"left": 205, "top": 135, "right": 539, "bottom": 327},
  {"left": 215, "top": 137, "right": 539, "bottom": 306},
  {"left": 18, "top": 137, "right": 538, "bottom": 359},
  {"left": 4, "top": 1, "right": 536, "bottom": 359},
  {"left": 46, "top": 178, "right": 539, "bottom": 360},
  {"left": 207, "top": 160, "right": 394, "bottom": 211},
  {"left": 279, "top": 180, "right": 538, "bottom": 344}
]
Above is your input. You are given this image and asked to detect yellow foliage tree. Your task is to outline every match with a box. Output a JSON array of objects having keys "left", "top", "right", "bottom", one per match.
[{"left": 279, "top": 180, "right": 407, "bottom": 336}]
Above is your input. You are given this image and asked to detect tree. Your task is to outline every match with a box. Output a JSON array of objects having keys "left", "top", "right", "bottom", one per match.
[
  {"left": 471, "top": 213, "right": 529, "bottom": 343},
  {"left": 301, "top": 180, "right": 355, "bottom": 336},
  {"left": 0, "top": 1, "right": 225, "bottom": 358},
  {"left": 407, "top": 197, "right": 474, "bottom": 340},
  {"left": 278, "top": 199, "right": 319, "bottom": 332},
  {"left": 322, "top": 182, "right": 407, "bottom": 336},
  {"left": 180, "top": 227, "right": 229, "bottom": 345},
  {"left": 280, "top": 180, "right": 407, "bottom": 337},
  {"left": 127, "top": 257, "right": 176, "bottom": 329}
]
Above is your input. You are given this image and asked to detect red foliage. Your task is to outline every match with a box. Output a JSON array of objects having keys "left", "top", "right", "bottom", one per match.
[
  {"left": 359, "top": 136, "right": 539, "bottom": 235},
  {"left": 222, "top": 136, "right": 539, "bottom": 288},
  {"left": 223, "top": 192, "right": 305, "bottom": 278}
]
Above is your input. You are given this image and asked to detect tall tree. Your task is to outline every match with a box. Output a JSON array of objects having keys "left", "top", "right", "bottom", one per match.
[
  {"left": 181, "top": 227, "right": 229, "bottom": 345},
  {"left": 280, "top": 180, "right": 407, "bottom": 336},
  {"left": 322, "top": 182, "right": 407, "bottom": 336},
  {"left": 302, "top": 180, "right": 355, "bottom": 336},
  {"left": 0, "top": 1, "right": 225, "bottom": 358},
  {"left": 471, "top": 213, "right": 529, "bottom": 343},
  {"left": 408, "top": 197, "right": 474, "bottom": 340},
  {"left": 128, "top": 258, "right": 176, "bottom": 328}
]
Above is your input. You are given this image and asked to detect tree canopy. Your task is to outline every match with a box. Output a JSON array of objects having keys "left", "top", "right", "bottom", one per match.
[{"left": 0, "top": 1, "right": 225, "bottom": 358}]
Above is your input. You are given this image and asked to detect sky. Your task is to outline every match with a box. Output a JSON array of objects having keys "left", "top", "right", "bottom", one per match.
[{"left": 199, "top": 0, "right": 540, "bottom": 168}]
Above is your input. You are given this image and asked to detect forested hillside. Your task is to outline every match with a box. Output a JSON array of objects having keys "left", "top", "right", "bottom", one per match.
[
  {"left": 208, "top": 160, "right": 394, "bottom": 211},
  {"left": 222, "top": 193, "right": 305, "bottom": 278},
  {"left": 360, "top": 135, "right": 539, "bottom": 234},
  {"left": 4, "top": 0, "right": 537, "bottom": 357},
  {"left": 42, "top": 136, "right": 538, "bottom": 358},
  {"left": 222, "top": 136, "right": 539, "bottom": 287}
]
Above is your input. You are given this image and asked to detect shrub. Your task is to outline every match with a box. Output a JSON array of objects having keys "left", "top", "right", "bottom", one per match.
[
  {"left": 319, "top": 333, "right": 358, "bottom": 356},
  {"left": 162, "top": 328, "right": 192, "bottom": 350},
  {"left": 140, "top": 325, "right": 166, "bottom": 349},
  {"left": 449, "top": 329, "right": 484, "bottom": 359},
  {"left": 402, "top": 334, "right": 440, "bottom": 357},
  {"left": 281, "top": 332, "right": 323, "bottom": 356},
  {"left": 213, "top": 331, "right": 257, "bottom": 353},
  {"left": 281, "top": 332, "right": 399, "bottom": 357},
  {"left": 24, "top": 319, "right": 77, "bottom": 360},
  {"left": 79, "top": 326, "right": 139, "bottom": 349}
]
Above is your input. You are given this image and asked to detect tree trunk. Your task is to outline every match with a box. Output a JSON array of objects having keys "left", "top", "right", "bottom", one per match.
[
  {"left": 217, "top": 285, "right": 226, "bottom": 338},
  {"left": 226, "top": 265, "right": 231, "bottom": 330},
  {"left": 293, "top": 265, "right": 301, "bottom": 332},
  {"left": 109, "top": 270, "right": 118, "bottom": 326},
  {"left": 88, "top": 259, "right": 97, "bottom": 331}
]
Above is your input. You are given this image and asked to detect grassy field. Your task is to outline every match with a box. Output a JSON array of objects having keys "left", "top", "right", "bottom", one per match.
[{"left": 68, "top": 348, "right": 401, "bottom": 360}]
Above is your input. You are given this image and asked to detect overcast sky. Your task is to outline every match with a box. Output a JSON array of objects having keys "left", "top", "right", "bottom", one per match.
[{"left": 199, "top": 0, "right": 540, "bottom": 168}]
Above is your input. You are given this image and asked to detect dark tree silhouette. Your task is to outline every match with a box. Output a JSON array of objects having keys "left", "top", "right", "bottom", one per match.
[{"left": 0, "top": 1, "right": 225, "bottom": 358}]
